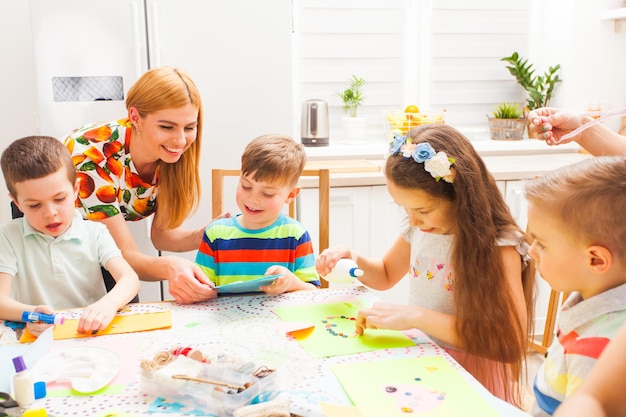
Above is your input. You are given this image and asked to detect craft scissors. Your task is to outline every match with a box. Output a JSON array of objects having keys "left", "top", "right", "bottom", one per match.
[{"left": 0, "top": 392, "right": 19, "bottom": 417}]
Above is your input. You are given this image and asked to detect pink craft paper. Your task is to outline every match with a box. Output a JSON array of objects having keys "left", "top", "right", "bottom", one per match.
[{"left": 42, "top": 334, "right": 141, "bottom": 397}]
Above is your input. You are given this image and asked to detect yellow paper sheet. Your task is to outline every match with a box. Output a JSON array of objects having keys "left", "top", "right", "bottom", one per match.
[
  {"left": 332, "top": 356, "right": 500, "bottom": 417},
  {"left": 321, "top": 402, "right": 365, "bottom": 417},
  {"left": 20, "top": 310, "right": 172, "bottom": 343},
  {"left": 274, "top": 300, "right": 415, "bottom": 357}
]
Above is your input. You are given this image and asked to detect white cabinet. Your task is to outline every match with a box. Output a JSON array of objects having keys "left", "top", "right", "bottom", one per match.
[
  {"left": 299, "top": 186, "right": 370, "bottom": 257},
  {"left": 502, "top": 180, "right": 529, "bottom": 231},
  {"left": 368, "top": 186, "right": 410, "bottom": 304}
]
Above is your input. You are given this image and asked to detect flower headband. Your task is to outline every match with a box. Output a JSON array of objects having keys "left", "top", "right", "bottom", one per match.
[{"left": 389, "top": 134, "right": 456, "bottom": 183}]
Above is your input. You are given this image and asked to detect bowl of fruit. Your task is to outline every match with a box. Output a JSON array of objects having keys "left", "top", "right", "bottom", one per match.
[{"left": 383, "top": 105, "right": 446, "bottom": 140}]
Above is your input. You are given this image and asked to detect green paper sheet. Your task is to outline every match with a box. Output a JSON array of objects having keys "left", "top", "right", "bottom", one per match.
[
  {"left": 332, "top": 356, "right": 500, "bottom": 417},
  {"left": 273, "top": 300, "right": 414, "bottom": 357}
]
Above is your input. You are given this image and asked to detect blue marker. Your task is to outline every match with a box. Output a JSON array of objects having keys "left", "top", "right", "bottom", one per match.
[{"left": 21, "top": 311, "right": 65, "bottom": 325}]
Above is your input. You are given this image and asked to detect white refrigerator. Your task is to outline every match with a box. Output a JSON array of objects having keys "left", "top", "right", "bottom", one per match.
[{"left": 28, "top": 0, "right": 294, "bottom": 301}]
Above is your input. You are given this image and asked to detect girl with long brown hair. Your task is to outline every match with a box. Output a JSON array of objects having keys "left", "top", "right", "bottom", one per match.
[{"left": 317, "top": 124, "right": 535, "bottom": 407}]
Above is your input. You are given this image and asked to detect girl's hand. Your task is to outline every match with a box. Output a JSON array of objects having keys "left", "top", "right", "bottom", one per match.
[
  {"left": 355, "top": 302, "right": 414, "bottom": 335},
  {"left": 78, "top": 299, "right": 118, "bottom": 334},
  {"left": 166, "top": 256, "right": 217, "bottom": 304},
  {"left": 528, "top": 107, "right": 590, "bottom": 145},
  {"left": 316, "top": 244, "right": 355, "bottom": 277},
  {"left": 25, "top": 305, "right": 55, "bottom": 337}
]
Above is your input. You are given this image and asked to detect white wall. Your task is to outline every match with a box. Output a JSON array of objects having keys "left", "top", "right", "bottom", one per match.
[
  {"left": 0, "top": 1, "right": 38, "bottom": 224},
  {"left": 531, "top": 0, "right": 626, "bottom": 130}
]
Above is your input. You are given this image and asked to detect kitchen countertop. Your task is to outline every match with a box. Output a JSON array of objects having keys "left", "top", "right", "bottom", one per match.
[
  {"left": 304, "top": 138, "right": 582, "bottom": 161},
  {"left": 300, "top": 145, "right": 591, "bottom": 188}
]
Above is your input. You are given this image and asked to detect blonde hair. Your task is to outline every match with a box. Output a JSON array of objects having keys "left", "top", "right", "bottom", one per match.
[
  {"left": 126, "top": 67, "right": 202, "bottom": 229},
  {"left": 525, "top": 156, "right": 626, "bottom": 261},
  {"left": 385, "top": 124, "right": 535, "bottom": 407},
  {"left": 1, "top": 136, "right": 76, "bottom": 199},
  {"left": 241, "top": 134, "right": 306, "bottom": 187}
]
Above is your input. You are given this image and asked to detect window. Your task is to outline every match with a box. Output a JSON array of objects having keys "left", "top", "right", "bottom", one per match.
[{"left": 293, "top": 0, "right": 531, "bottom": 142}]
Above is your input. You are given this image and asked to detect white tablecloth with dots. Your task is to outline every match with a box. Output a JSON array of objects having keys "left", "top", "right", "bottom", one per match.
[{"left": 3, "top": 287, "right": 530, "bottom": 417}]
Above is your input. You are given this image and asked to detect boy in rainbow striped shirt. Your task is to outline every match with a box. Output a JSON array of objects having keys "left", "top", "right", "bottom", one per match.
[
  {"left": 195, "top": 134, "right": 319, "bottom": 293},
  {"left": 525, "top": 156, "right": 626, "bottom": 416}
]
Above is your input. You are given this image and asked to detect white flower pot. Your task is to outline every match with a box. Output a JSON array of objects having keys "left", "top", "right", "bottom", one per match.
[{"left": 341, "top": 116, "right": 367, "bottom": 144}]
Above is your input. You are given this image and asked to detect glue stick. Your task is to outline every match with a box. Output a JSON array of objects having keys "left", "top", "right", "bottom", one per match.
[
  {"left": 21, "top": 311, "right": 64, "bottom": 325},
  {"left": 12, "top": 355, "right": 35, "bottom": 407},
  {"left": 324, "top": 259, "right": 364, "bottom": 284}
]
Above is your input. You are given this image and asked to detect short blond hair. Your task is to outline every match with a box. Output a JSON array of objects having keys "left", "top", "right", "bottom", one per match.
[
  {"left": 241, "top": 134, "right": 306, "bottom": 187},
  {"left": 525, "top": 156, "right": 626, "bottom": 259}
]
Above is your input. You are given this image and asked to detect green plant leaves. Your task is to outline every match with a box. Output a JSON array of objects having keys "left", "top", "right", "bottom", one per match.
[
  {"left": 338, "top": 75, "right": 365, "bottom": 117},
  {"left": 492, "top": 102, "right": 522, "bottom": 119},
  {"left": 500, "top": 52, "right": 561, "bottom": 111}
]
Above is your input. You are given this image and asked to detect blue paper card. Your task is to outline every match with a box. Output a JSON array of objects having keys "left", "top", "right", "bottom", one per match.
[{"left": 216, "top": 275, "right": 280, "bottom": 294}]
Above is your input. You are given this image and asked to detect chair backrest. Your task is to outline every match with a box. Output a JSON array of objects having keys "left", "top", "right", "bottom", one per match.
[{"left": 211, "top": 168, "right": 331, "bottom": 288}]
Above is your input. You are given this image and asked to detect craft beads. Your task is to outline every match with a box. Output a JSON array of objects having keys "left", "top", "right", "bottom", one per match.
[{"left": 321, "top": 315, "right": 358, "bottom": 338}]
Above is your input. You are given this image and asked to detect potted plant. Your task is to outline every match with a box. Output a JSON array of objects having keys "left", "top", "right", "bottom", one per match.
[
  {"left": 500, "top": 52, "right": 562, "bottom": 137},
  {"left": 337, "top": 75, "right": 367, "bottom": 143},
  {"left": 487, "top": 102, "right": 526, "bottom": 141}
]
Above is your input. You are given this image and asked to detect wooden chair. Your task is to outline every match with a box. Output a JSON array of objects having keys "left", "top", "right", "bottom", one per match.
[
  {"left": 530, "top": 289, "right": 569, "bottom": 355},
  {"left": 211, "top": 168, "right": 331, "bottom": 288}
]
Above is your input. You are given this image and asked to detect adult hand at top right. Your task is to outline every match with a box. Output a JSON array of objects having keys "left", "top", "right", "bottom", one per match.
[
  {"left": 164, "top": 256, "right": 217, "bottom": 304},
  {"left": 528, "top": 107, "right": 592, "bottom": 146}
]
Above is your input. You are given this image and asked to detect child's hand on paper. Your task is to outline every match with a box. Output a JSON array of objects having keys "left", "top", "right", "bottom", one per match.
[
  {"left": 78, "top": 298, "right": 118, "bottom": 334},
  {"left": 260, "top": 265, "right": 317, "bottom": 294},
  {"left": 26, "top": 304, "right": 55, "bottom": 337},
  {"left": 355, "top": 302, "right": 415, "bottom": 336},
  {"left": 259, "top": 265, "right": 290, "bottom": 294}
]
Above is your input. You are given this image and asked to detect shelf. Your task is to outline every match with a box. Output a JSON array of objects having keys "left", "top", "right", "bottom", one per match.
[{"left": 600, "top": 7, "right": 626, "bottom": 20}]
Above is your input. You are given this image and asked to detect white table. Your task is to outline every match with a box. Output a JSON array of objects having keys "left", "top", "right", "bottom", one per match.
[{"left": 1, "top": 287, "right": 530, "bottom": 416}]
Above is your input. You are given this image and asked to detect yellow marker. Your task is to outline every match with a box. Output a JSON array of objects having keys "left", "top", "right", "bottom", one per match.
[{"left": 22, "top": 409, "right": 48, "bottom": 417}]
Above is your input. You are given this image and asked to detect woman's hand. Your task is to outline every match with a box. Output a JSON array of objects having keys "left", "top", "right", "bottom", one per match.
[
  {"left": 165, "top": 256, "right": 217, "bottom": 304},
  {"left": 528, "top": 107, "right": 590, "bottom": 145},
  {"left": 316, "top": 244, "right": 355, "bottom": 277},
  {"left": 25, "top": 305, "right": 55, "bottom": 337}
]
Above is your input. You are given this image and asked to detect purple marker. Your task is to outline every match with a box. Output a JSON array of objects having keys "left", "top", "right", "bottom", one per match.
[{"left": 21, "top": 311, "right": 65, "bottom": 325}]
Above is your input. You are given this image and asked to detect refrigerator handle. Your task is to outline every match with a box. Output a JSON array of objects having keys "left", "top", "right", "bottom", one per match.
[
  {"left": 147, "top": 2, "right": 162, "bottom": 68},
  {"left": 130, "top": 1, "right": 146, "bottom": 77}
]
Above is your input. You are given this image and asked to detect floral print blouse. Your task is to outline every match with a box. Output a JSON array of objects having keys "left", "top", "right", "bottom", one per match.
[{"left": 64, "top": 118, "right": 158, "bottom": 221}]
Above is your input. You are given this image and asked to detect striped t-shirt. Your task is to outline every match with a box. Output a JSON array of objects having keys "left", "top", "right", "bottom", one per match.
[
  {"left": 532, "top": 284, "right": 626, "bottom": 416},
  {"left": 195, "top": 213, "right": 319, "bottom": 287}
]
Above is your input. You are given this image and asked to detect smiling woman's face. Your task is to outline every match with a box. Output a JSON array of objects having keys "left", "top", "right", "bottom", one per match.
[{"left": 130, "top": 103, "right": 199, "bottom": 164}]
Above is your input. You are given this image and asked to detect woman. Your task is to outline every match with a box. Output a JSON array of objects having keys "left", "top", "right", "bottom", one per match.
[{"left": 64, "top": 67, "right": 217, "bottom": 304}]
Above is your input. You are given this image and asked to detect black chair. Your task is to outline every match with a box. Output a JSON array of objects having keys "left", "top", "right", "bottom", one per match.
[{"left": 10, "top": 201, "right": 139, "bottom": 303}]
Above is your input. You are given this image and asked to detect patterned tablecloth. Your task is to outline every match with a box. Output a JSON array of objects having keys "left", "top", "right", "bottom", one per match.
[{"left": 0, "top": 286, "right": 530, "bottom": 417}]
